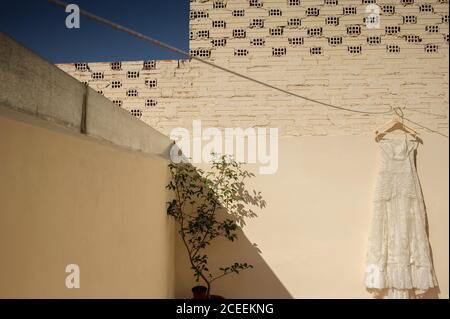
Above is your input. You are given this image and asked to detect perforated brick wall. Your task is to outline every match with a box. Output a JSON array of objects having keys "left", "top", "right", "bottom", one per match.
[{"left": 57, "top": 0, "right": 449, "bottom": 137}]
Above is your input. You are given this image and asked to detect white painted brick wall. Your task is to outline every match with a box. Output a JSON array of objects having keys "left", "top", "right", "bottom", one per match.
[{"left": 57, "top": 0, "right": 449, "bottom": 137}]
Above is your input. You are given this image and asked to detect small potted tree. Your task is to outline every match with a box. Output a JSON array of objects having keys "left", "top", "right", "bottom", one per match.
[{"left": 166, "top": 154, "right": 266, "bottom": 298}]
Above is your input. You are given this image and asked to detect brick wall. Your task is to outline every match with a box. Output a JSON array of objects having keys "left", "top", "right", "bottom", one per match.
[{"left": 57, "top": 0, "right": 449, "bottom": 137}]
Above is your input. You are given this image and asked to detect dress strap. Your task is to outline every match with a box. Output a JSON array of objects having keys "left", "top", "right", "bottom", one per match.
[{"left": 406, "top": 139, "right": 419, "bottom": 156}]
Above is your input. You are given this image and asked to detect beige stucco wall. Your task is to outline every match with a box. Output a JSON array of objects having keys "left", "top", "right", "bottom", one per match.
[
  {"left": 175, "top": 134, "right": 448, "bottom": 299},
  {"left": 0, "top": 113, "right": 174, "bottom": 298}
]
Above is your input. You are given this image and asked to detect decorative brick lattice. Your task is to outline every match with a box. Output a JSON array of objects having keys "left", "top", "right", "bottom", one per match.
[
  {"left": 145, "top": 79, "right": 157, "bottom": 88},
  {"left": 212, "top": 38, "right": 227, "bottom": 47},
  {"left": 308, "top": 27, "right": 323, "bottom": 37},
  {"left": 111, "top": 80, "right": 122, "bottom": 89},
  {"left": 143, "top": 60, "right": 156, "bottom": 70},
  {"left": 426, "top": 25, "right": 440, "bottom": 33},
  {"left": 405, "top": 35, "right": 422, "bottom": 43},
  {"left": 250, "top": 38, "right": 265, "bottom": 46},
  {"left": 249, "top": 0, "right": 263, "bottom": 8},
  {"left": 289, "top": 37, "right": 304, "bottom": 45},
  {"left": 425, "top": 44, "right": 439, "bottom": 53},
  {"left": 91, "top": 72, "right": 103, "bottom": 80},
  {"left": 306, "top": 8, "right": 320, "bottom": 16},
  {"left": 110, "top": 62, "right": 121, "bottom": 70},
  {"left": 250, "top": 19, "right": 264, "bottom": 28},
  {"left": 270, "top": 27, "right": 284, "bottom": 36},
  {"left": 187, "top": 0, "right": 448, "bottom": 60},
  {"left": 325, "top": 0, "right": 339, "bottom": 6},
  {"left": 233, "top": 29, "right": 246, "bottom": 38},
  {"left": 197, "top": 30, "right": 210, "bottom": 39},
  {"left": 326, "top": 16, "right": 339, "bottom": 26},
  {"left": 127, "top": 71, "right": 139, "bottom": 79},
  {"left": 126, "top": 89, "right": 138, "bottom": 97},
  {"left": 288, "top": 17, "right": 302, "bottom": 27},
  {"left": 213, "top": 0, "right": 226, "bottom": 9},
  {"left": 235, "top": 49, "right": 249, "bottom": 56},
  {"left": 232, "top": 9, "right": 245, "bottom": 17},
  {"left": 212, "top": 20, "right": 226, "bottom": 28},
  {"left": 328, "top": 36, "right": 342, "bottom": 45},
  {"left": 75, "top": 63, "right": 89, "bottom": 71},
  {"left": 146, "top": 99, "right": 157, "bottom": 107},
  {"left": 386, "top": 44, "right": 401, "bottom": 53},
  {"left": 190, "top": 10, "right": 209, "bottom": 19},
  {"left": 381, "top": 5, "right": 396, "bottom": 15},
  {"left": 343, "top": 7, "right": 357, "bottom": 15},
  {"left": 196, "top": 48, "right": 211, "bottom": 57},
  {"left": 347, "top": 25, "right": 361, "bottom": 36},
  {"left": 386, "top": 26, "right": 401, "bottom": 35},
  {"left": 367, "top": 36, "right": 381, "bottom": 45},
  {"left": 130, "top": 109, "right": 142, "bottom": 117},
  {"left": 269, "top": 9, "right": 282, "bottom": 16},
  {"left": 348, "top": 45, "right": 362, "bottom": 54},
  {"left": 310, "top": 47, "right": 323, "bottom": 55},
  {"left": 419, "top": 4, "right": 433, "bottom": 13},
  {"left": 272, "top": 47, "right": 287, "bottom": 56},
  {"left": 403, "top": 15, "right": 417, "bottom": 24},
  {"left": 112, "top": 99, "right": 122, "bottom": 107}
]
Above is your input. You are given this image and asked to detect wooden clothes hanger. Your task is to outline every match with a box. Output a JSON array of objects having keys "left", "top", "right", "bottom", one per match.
[{"left": 374, "top": 107, "right": 422, "bottom": 143}]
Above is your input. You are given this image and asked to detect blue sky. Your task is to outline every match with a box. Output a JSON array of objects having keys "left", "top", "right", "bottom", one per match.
[{"left": 0, "top": 0, "right": 189, "bottom": 63}]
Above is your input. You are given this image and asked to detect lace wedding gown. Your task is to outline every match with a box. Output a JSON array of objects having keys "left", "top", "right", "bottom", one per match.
[{"left": 364, "top": 136, "right": 438, "bottom": 299}]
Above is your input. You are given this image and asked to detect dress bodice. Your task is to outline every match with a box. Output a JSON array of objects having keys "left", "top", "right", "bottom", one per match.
[
  {"left": 378, "top": 138, "right": 418, "bottom": 170},
  {"left": 379, "top": 138, "right": 417, "bottom": 161},
  {"left": 375, "top": 137, "right": 420, "bottom": 200}
]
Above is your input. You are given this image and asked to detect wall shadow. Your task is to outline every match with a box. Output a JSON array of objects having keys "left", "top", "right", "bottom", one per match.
[
  {"left": 175, "top": 225, "right": 293, "bottom": 299},
  {"left": 169, "top": 160, "right": 292, "bottom": 299}
]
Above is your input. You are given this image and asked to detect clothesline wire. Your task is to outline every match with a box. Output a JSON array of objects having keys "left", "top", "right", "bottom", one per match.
[
  {"left": 46, "top": 0, "right": 391, "bottom": 115},
  {"left": 406, "top": 107, "right": 448, "bottom": 119},
  {"left": 46, "top": 0, "right": 448, "bottom": 138},
  {"left": 403, "top": 117, "right": 449, "bottom": 139}
]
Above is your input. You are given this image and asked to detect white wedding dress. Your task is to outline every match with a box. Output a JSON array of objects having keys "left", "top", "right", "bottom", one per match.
[{"left": 364, "top": 136, "right": 438, "bottom": 299}]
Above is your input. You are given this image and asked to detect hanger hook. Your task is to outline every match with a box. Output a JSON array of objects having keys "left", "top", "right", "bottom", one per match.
[{"left": 393, "top": 107, "right": 404, "bottom": 119}]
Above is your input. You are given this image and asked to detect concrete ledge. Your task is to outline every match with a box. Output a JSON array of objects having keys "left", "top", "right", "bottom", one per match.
[{"left": 0, "top": 32, "right": 172, "bottom": 157}]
